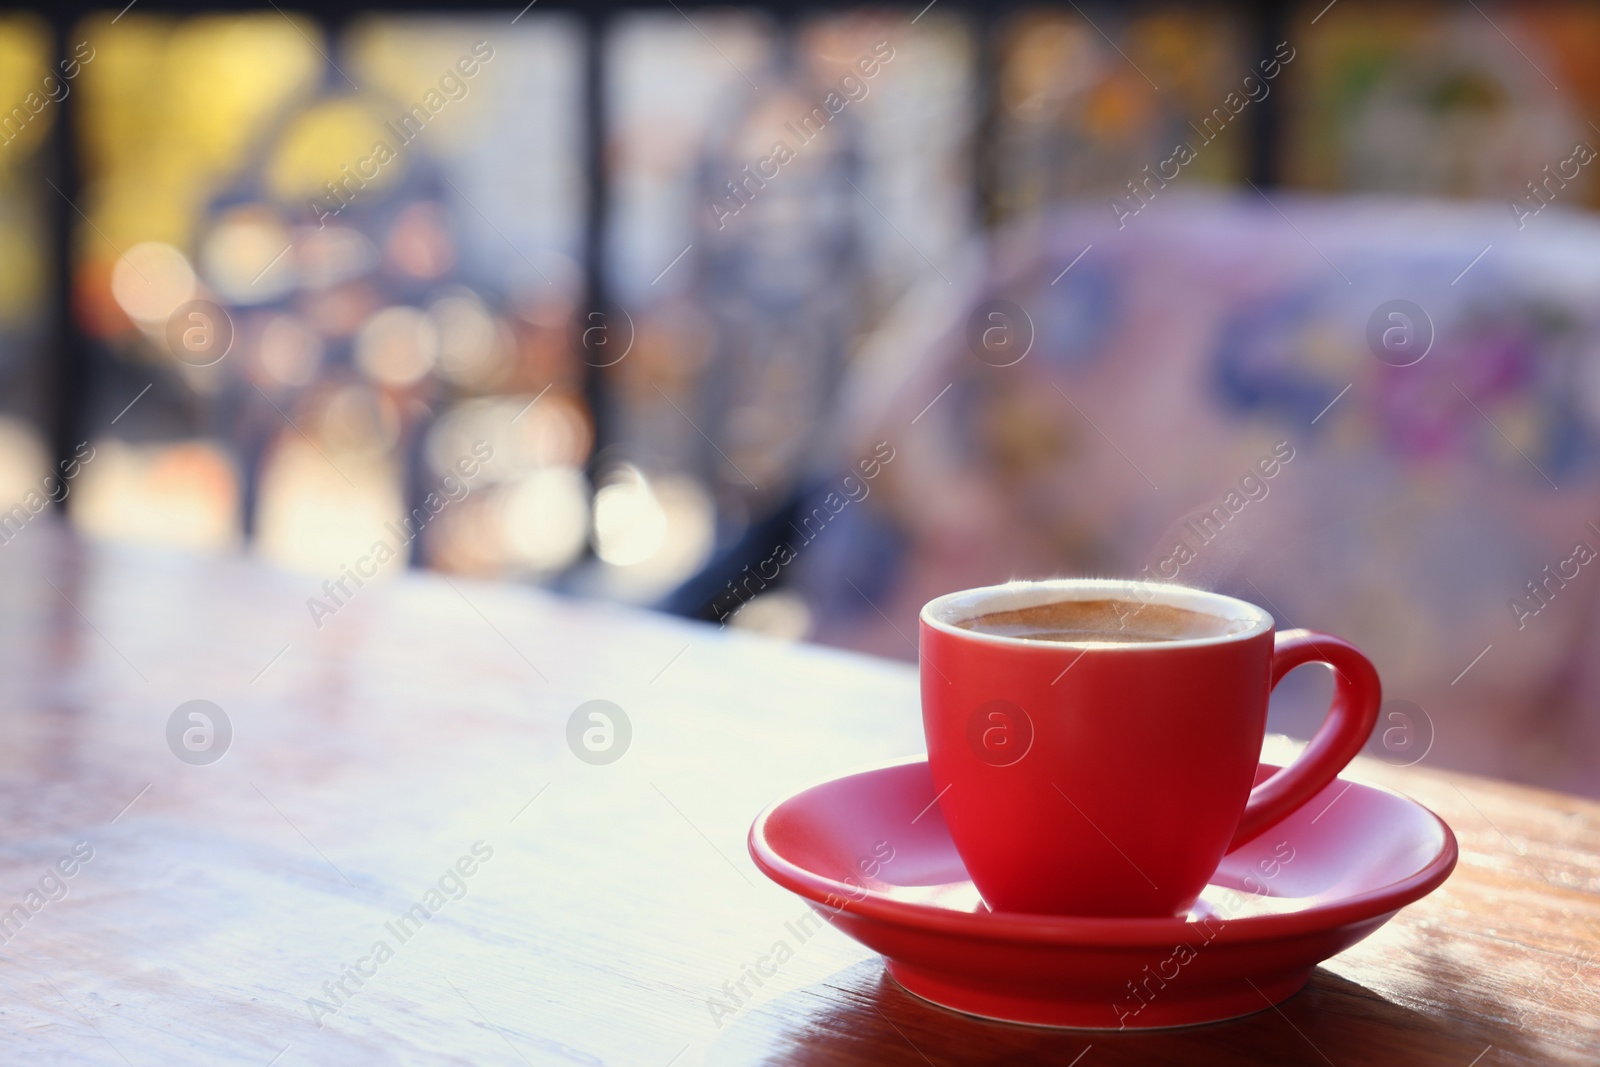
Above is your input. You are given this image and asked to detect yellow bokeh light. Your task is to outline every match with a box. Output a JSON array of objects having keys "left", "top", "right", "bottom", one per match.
[
  {"left": 267, "top": 98, "right": 404, "bottom": 203},
  {"left": 77, "top": 13, "right": 321, "bottom": 256}
]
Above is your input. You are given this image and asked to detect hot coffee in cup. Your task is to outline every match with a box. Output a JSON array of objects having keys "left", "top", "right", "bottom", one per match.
[
  {"left": 920, "top": 579, "right": 1380, "bottom": 917},
  {"left": 955, "top": 597, "right": 1250, "bottom": 644}
]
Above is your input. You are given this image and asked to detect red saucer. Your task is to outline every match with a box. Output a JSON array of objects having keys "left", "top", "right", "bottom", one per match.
[{"left": 749, "top": 757, "right": 1456, "bottom": 1029}]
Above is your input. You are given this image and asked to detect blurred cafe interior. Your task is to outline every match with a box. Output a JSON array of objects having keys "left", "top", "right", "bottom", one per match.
[{"left": 5, "top": 0, "right": 1600, "bottom": 796}]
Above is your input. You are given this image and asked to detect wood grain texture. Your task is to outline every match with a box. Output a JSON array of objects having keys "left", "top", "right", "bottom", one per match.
[{"left": 0, "top": 526, "right": 1595, "bottom": 1065}]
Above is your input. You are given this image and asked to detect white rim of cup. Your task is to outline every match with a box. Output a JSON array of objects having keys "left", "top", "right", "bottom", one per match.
[{"left": 919, "top": 578, "right": 1275, "bottom": 652}]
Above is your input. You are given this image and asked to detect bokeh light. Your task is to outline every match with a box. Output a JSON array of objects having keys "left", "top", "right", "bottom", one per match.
[
  {"left": 254, "top": 314, "right": 324, "bottom": 388},
  {"left": 200, "top": 206, "right": 295, "bottom": 304},
  {"left": 500, "top": 467, "right": 591, "bottom": 573},
  {"left": 593, "top": 465, "right": 667, "bottom": 566},
  {"left": 356, "top": 305, "right": 438, "bottom": 387},
  {"left": 110, "top": 242, "right": 197, "bottom": 327}
]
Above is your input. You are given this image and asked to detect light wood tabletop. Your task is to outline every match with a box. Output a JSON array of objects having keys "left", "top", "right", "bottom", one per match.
[{"left": 0, "top": 527, "right": 1596, "bottom": 1065}]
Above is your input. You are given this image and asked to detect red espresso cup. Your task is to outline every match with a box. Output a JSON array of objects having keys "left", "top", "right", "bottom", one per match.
[{"left": 920, "top": 579, "right": 1381, "bottom": 917}]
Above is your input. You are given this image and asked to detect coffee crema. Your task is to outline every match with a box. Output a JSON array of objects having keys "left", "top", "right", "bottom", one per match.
[{"left": 955, "top": 597, "right": 1247, "bottom": 644}]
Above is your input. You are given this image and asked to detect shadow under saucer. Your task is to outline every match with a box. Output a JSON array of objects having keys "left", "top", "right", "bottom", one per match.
[{"left": 705, "top": 958, "right": 1561, "bottom": 1067}]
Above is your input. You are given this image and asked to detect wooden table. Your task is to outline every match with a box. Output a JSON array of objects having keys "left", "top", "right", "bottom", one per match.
[{"left": 1, "top": 527, "right": 1596, "bottom": 1065}]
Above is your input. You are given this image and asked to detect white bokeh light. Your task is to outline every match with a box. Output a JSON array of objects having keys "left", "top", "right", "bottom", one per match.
[{"left": 111, "top": 242, "right": 197, "bottom": 325}]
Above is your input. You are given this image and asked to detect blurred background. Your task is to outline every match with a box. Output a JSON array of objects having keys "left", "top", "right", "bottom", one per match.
[{"left": 4, "top": 1, "right": 1600, "bottom": 795}]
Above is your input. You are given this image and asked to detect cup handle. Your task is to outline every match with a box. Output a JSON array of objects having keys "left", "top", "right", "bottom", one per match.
[{"left": 1228, "top": 628, "right": 1382, "bottom": 851}]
